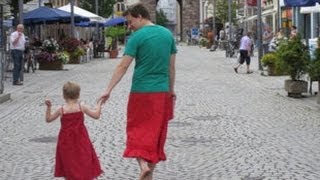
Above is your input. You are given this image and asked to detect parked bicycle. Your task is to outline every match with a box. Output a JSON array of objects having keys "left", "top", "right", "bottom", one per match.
[
  {"left": 225, "top": 28, "right": 243, "bottom": 58},
  {"left": 24, "top": 47, "right": 39, "bottom": 73},
  {"left": 225, "top": 40, "right": 238, "bottom": 57}
]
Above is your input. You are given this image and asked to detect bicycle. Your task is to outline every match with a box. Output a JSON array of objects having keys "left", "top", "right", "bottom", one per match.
[{"left": 25, "top": 48, "right": 38, "bottom": 73}]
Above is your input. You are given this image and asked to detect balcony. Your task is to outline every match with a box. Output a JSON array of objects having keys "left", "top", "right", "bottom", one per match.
[{"left": 263, "top": 0, "right": 274, "bottom": 10}]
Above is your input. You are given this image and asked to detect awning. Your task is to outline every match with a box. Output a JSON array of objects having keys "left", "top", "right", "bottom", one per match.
[
  {"left": 104, "top": 17, "right": 126, "bottom": 27},
  {"left": 284, "top": 0, "right": 318, "bottom": 7},
  {"left": 23, "top": 6, "right": 89, "bottom": 25},
  {"left": 242, "top": 9, "right": 276, "bottom": 22},
  {"left": 243, "top": 15, "right": 257, "bottom": 22},
  {"left": 300, "top": 3, "right": 320, "bottom": 13},
  {"left": 262, "top": 8, "right": 277, "bottom": 16}
]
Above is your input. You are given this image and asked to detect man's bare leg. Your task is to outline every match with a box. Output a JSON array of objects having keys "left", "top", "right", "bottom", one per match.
[{"left": 137, "top": 158, "right": 151, "bottom": 180}]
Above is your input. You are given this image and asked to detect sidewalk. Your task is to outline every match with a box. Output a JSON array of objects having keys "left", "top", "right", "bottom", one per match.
[{"left": 202, "top": 45, "right": 320, "bottom": 108}]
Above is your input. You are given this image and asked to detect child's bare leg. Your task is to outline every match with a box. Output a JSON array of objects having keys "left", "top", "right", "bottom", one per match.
[
  {"left": 137, "top": 158, "right": 151, "bottom": 180},
  {"left": 145, "top": 163, "right": 156, "bottom": 180}
]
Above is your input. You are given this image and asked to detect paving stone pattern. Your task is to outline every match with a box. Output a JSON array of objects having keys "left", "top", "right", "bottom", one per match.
[{"left": 0, "top": 45, "right": 319, "bottom": 180}]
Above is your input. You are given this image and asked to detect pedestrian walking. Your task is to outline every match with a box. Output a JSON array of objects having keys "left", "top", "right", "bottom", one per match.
[
  {"left": 262, "top": 26, "right": 273, "bottom": 55},
  {"left": 10, "top": 24, "right": 26, "bottom": 85},
  {"left": 269, "top": 28, "right": 286, "bottom": 53},
  {"left": 233, "top": 32, "right": 253, "bottom": 74},
  {"left": 45, "top": 81, "right": 103, "bottom": 179},
  {"left": 290, "top": 25, "right": 297, "bottom": 39},
  {"left": 99, "top": 3, "right": 177, "bottom": 180}
]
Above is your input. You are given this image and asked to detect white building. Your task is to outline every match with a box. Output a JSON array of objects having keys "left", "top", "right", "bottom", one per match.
[{"left": 157, "top": 0, "right": 176, "bottom": 23}]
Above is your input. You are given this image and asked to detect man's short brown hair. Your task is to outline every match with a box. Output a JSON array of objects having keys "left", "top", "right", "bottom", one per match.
[{"left": 123, "top": 3, "right": 150, "bottom": 20}]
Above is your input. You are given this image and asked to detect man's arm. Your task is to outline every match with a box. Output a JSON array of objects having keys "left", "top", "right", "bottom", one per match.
[
  {"left": 100, "top": 55, "right": 133, "bottom": 103},
  {"left": 11, "top": 32, "right": 21, "bottom": 46},
  {"left": 169, "top": 54, "right": 176, "bottom": 95}
]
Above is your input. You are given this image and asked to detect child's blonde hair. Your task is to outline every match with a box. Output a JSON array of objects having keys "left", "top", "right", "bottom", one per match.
[{"left": 63, "top": 81, "right": 80, "bottom": 100}]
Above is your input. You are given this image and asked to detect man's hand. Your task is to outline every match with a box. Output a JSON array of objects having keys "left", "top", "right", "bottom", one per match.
[
  {"left": 171, "top": 92, "right": 177, "bottom": 101},
  {"left": 99, "top": 91, "right": 110, "bottom": 104}
]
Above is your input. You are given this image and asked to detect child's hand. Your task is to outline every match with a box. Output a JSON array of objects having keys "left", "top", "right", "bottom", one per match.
[
  {"left": 97, "top": 99, "right": 104, "bottom": 106},
  {"left": 45, "top": 98, "right": 52, "bottom": 107},
  {"left": 99, "top": 91, "right": 110, "bottom": 104}
]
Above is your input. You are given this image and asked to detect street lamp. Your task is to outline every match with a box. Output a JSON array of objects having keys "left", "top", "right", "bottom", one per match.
[
  {"left": 19, "top": 0, "right": 23, "bottom": 24},
  {"left": 212, "top": 0, "right": 215, "bottom": 35},
  {"left": 257, "top": 0, "right": 263, "bottom": 71},
  {"left": 228, "top": 0, "right": 232, "bottom": 41},
  {"left": 70, "top": 0, "right": 75, "bottom": 38},
  {"left": 95, "top": 0, "right": 99, "bottom": 37}
]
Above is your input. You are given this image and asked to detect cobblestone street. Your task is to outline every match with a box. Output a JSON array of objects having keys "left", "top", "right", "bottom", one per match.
[{"left": 0, "top": 45, "right": 320, "bottom": 180}]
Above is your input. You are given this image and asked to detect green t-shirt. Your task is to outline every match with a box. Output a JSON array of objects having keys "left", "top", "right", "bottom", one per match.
[{"left": 124, "top": 25, "right": 177, "bottom": 92}]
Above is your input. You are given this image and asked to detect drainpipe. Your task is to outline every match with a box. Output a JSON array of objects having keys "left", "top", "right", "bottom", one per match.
[{"left": 257, "top": 0, "right": 263, "bottom": 71}]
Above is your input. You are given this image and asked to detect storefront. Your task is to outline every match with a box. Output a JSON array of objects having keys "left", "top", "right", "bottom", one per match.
[
  {"left": 280, "top": 7, "right": 293, "bottom": 37},
  {"left": 300, "top": 3, "right": 320, "bottom": 38}
]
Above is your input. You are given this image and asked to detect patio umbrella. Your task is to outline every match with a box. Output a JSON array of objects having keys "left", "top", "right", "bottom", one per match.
[
  {"left": 24, "top": 6, "right": 89, "bottom": 25},
  {"left": 104, "top": 17, "right": 126, "bottom": 27},
  {"left": 284, "top": 0, "right": 318, "bottom": 7},
  {"left": 3, "top": 19, "right": 13, "bottom": 27},
  {"left": 75, "top": 21, "right": 104, "bottom": 27},
  {"left": 58, "top": 4, "right": 105, "bottom": 23}
]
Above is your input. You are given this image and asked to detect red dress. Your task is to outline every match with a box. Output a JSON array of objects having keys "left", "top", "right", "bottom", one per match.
[{"left": 54, "top": 108, "right": 103, "bottom": 179}]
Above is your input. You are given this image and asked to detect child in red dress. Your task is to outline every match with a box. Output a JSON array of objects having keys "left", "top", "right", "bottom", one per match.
[{"left": 45, "top": 81, "right": 103, "bottom": 179}]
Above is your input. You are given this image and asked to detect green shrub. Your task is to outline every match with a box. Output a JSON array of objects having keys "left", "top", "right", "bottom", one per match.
[
  {"left": 276, "top": 35, "right": 310, "bottom": 80},
  {"left": 261, "top": 52, "right": 278, "bottom": 67}
]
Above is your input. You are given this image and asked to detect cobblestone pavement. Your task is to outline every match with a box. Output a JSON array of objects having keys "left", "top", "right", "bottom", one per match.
[{"left": 0, "top": 45, "right": 320, "bottom": 180}]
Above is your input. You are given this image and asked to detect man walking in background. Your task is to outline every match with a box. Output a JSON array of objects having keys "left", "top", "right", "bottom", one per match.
[
  {"left": 10, "top": 24, "right": 26, "bottom": 85},
  {"left": 262, "top": 26, "right": 273, "bottom": 55},
  {"left": 233, "top": 32, "right": 253, "bottom": 74}
]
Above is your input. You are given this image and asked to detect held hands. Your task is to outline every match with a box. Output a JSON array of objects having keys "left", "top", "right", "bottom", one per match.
[
  {"left": 99, "top": 91, "right": 110, "bottom": 105},
  {"left": 97, "top": 98, "right": 104, "bottom": 107}
]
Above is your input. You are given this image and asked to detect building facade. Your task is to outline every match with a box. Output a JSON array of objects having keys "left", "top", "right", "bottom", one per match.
[{"left": 49, "top": 0, "right": 80, "bottom": 7}]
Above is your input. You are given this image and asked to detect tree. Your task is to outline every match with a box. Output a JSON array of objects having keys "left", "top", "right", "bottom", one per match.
[
  {"left": 9, "top": 0, "right": 33, "bottom": 22},
  {"left": 79, "top": 0, "right": 116, "bottom": 18},
  {"left": 215, "top": 0, "right": 238, "bottom": 26},
  {"left": 156, "top": 9, "right": 169, "bottom": 26}
]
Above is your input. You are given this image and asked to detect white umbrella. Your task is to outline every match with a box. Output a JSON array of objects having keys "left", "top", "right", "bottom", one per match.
[{"left": 58, "top": 3, "right": 105, "bottom": 22}]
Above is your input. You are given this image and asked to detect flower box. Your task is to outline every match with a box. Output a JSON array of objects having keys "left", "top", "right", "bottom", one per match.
[
  {"left": 36, "top": 51, "right": 68, "bottom": 70},
  {"left": 39, "top": 59, "right": 63, "bottom": 70}
]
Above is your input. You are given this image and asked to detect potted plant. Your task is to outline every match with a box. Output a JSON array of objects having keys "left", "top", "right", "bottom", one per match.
[
  {"left": 36, "top": 37, "right": 65, "bottom": 70},
  {"left": 261, "top": 52, "right": 278, "bottom": 76},
  {"left": 276, "top": 34, "right": 310, "bottom": 98},
  {"left": 308, "top": 37, "right": 320, "bottom": 104},
  {"left": 37, "top": 51, "right": 69, "bottom": 70},
  {"left": 104, "top": 26, "right": 127, "bottom": 58},
  {"left": 61, "top": 38, "right": 86, "bottom": 64}
]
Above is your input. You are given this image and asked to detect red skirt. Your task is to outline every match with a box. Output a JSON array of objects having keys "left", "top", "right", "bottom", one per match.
[{"left": 123, "top": 92, "right": 174, "bottom": 164}]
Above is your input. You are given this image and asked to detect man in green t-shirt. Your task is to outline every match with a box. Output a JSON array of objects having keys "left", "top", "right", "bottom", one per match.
[{"left": 99, "top": 3, "right": 177, "bottom": 180}]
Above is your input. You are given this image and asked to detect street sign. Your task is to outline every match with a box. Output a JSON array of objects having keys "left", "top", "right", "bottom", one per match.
[{"left": 191, "top": 28, "right": 199, "bottom": 39}]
